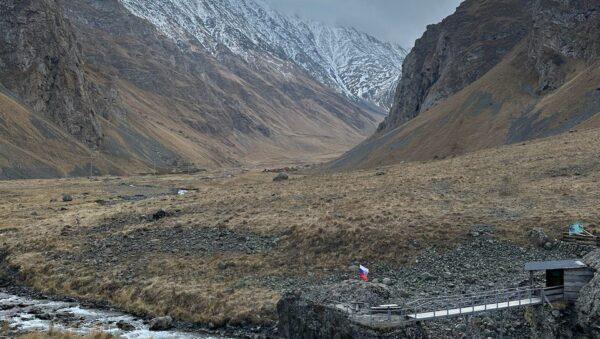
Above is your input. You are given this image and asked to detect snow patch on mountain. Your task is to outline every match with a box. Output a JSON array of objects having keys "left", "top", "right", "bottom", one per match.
[{"left": 120, "top": 0, "right": 407, "bottom": 109}]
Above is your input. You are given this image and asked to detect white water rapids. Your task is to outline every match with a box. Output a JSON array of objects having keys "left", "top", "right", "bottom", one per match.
[{"left": 0, "top": 291, "right": 223, "bottom": 338}]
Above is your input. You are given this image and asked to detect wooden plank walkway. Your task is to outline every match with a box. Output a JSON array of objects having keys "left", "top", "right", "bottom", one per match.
[
  {"left": 406, "top": 297, "right": 542, "bottom": 320},
  {"left": 363, "top": 286, "right": 563, "bottom": 325}
]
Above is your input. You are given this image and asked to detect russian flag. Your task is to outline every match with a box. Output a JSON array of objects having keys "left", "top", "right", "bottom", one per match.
[{"left": 358, "top": 265, "right": 369, "bottom": 281}]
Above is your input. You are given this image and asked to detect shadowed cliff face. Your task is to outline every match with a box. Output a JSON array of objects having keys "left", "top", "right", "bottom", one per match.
[
  {"left": 379, "top": 0, "right": 532, "bottom": 132},
  {"left": 529, "top": 0, "right": 600, "bottom": 93},
  {"left": 381, "top": 0, "right": 600, "bottom": 133},
  {"left": 0, "top": 0, "right": 103, "bottom": 147},
  {"left": 331, "top": 0, "right": 600, "bottom": 170}
]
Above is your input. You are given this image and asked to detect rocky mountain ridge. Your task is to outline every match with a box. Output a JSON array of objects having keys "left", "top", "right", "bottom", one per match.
[
  {"left": 120, "top": 0, "right": 407, "bottom": 109},
  {"left": 331, "top": 0, "right": 600, "bottom": 169},
  {"left": 380, "top": 0, "right": 531, "bottom": 131}
]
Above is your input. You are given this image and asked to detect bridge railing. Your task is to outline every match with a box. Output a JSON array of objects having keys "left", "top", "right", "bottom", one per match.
[{"left": 369, "top": 286, "right": 564, "bottom": 323}]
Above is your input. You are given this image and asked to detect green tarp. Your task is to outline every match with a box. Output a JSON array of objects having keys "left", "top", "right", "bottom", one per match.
[{"left": 569, "top": 222, "right": 585, "bottom": 235}]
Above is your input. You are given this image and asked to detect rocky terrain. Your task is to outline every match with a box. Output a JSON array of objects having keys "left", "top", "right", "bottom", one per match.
[
  {"left": 1, "top": 126, "right": 600, "bottom": 337},
  {"left": 332, "top": 0, "right": 600, "bottom": 169},
  {"left": 380, "top": 0, "right": 531, "bottom": 130},
  {"left": 279, "top": 236, "right": 596, "bottom": 338},
  {"left": 0, "top": 0, "right": 107, "bottom": 147}
]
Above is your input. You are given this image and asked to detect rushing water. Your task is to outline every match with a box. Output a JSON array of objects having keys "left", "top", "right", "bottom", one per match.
[{"left": 0, "top": 291, "right": 222, "bottom": 338}]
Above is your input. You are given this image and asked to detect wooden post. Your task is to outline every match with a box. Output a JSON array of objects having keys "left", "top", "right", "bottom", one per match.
[
  {"left": 530, "top": 271, "right": 534, "bottom": 287},
  {"left": 495, "top": 290, "right": 498, "bottom": 308}
]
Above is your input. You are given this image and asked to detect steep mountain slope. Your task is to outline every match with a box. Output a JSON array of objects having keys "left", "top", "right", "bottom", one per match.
[
  {"left": 120, "top": 0, "right": 407, "bottom": 109},
  {"left": 0, "top": 0, "right": 104, "bottom": 147},
  {"left": 331, "top": 0, "right": 600, "bottom": 169},
  {"left": 64, "top": 0, "right": 381, "bottom": 164},
  {"left": 0, "top": 0, "right": 155, "bottom": 178},
  {"left": 1, "top": 0, "right": 390, "bottom": 178}
]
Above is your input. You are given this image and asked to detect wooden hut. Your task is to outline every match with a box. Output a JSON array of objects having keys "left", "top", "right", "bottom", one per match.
[{"left": 525, "top": 259, "right": 594, "bottom": 302}]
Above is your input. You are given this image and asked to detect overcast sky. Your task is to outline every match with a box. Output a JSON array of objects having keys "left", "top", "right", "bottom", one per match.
[{"left": 262, "top": 0, "right": 463, "bottom": 48}]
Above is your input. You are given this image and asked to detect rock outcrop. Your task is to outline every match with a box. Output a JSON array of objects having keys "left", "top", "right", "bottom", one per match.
[
  {"left": 381, "top": 0, "right": 600, "bottom": 131},
  {"left": 330, "top": 0, "right": 600, "bottom": 170},
  {"left": 379, "top": 0, "right": 532, "bottom": 132},
  {"left": 528, "top": 0, "right": 600, "bottom": 93},
  {"left": 277, "top": 289, "right": 428, "bottom": 339},
  {"left": 575, "top": 250, "right": 600, "bottom": 337},
  {"left": 0, "top": 0, "right": 103, "bottom": 147}
]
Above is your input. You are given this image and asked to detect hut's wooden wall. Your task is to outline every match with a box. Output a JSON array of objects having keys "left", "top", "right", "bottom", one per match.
[{"left": 564, "top": 268, "right": 594, "bottom": 301}]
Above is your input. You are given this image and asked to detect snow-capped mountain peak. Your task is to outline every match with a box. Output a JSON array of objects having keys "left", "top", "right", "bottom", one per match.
[{"left": 120, "top": 0, "right": 407, "bottom": 109}]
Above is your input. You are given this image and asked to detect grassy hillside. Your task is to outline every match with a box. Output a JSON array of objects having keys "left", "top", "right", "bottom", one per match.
[
  {"left": 1, "top": 127, "right": 599, "bottom": 325},
  {"left": 330, "top": 41, "right": 600, "bottom": 169}
]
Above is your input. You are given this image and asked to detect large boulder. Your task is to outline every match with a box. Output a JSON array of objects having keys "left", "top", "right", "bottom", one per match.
[
  {"left": 273, "top": 172, "right": 289, "bottom": 182},
  {"left": 116, "top": 320, "right": 136, "bottom": 331},
  {"left": 528, "top": 228, "right": 549, "bottom": 247},
  {"left": 152, "top": 209, "right": 170, "bottom": 221},
  {"left": 149, "top": 316, "right": 173, "bottom": 331}
]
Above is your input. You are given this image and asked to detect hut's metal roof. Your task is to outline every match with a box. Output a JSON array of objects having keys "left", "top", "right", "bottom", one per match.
[{"left": 525, "top": 259, "right": 587, "bottom": 271}]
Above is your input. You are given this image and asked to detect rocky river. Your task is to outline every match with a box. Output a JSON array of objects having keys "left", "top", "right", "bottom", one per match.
[{"left": 0, "top": 290, "right": 223, "bottom": 338}]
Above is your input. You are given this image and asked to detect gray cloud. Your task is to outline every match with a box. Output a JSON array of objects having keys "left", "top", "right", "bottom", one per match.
[{"left": 262, "top": 0, "right": 462, "bottom": 47}]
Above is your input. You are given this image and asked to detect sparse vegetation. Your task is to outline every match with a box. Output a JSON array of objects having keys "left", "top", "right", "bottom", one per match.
[{"left": 1, "top": 128, "right": 600, "bottom": 327}]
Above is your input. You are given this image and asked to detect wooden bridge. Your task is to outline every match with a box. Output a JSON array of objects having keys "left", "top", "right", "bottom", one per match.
[{"left": 347, "top": 286, "right": 564, "bottom": 326}]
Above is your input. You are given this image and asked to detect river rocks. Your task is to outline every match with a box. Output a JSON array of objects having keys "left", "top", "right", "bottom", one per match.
[
  {"left": 382, "top": 277, "right": 392, "bottom": 286},
  {"left": 117, "top": 320, "right": 136, "bottom": 331},
  {"left": 273, "top": 172, "right": 289, "bottom": 182},
  {"left": 62, "top": 193, "right": 73, "bottom": 202},
  {"left": 149, "top": 316, "right": 173, "bottom": 331},
  {"left": 0, "top": 291, "right": 207, "bottom": 337}
]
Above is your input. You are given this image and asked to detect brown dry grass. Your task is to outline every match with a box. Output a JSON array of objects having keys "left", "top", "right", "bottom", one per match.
[{"left": 1, "top": 127, "right": 600, "bottom": 326}]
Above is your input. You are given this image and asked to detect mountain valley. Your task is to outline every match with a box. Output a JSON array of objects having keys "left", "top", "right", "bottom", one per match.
[
  {"left": 1, "top": 0, "right": 405, "bottom": 179},
  {"left": 2, "top": 0, "right": 600, "bottom": 338}
]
